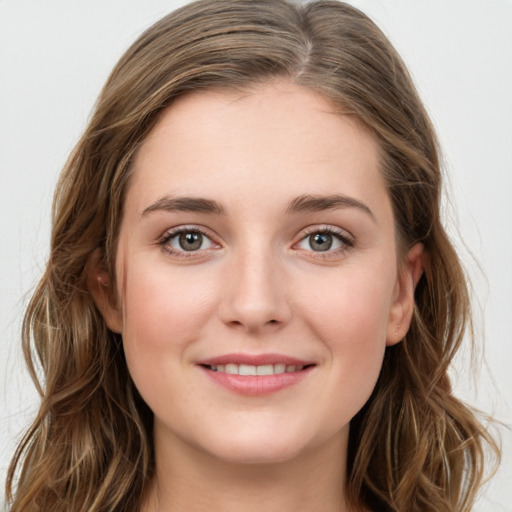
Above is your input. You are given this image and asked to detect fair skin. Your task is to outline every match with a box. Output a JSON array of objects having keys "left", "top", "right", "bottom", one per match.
[{"left": 91, "top": 81, "right": 423, "bottom": 512}]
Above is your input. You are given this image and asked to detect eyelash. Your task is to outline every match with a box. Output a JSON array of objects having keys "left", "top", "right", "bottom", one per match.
[
  {"left": 295, "top": 225, "right": 355, "bottom": 259},
  {"left": 158, "top": 225, "right": 355, "bottom": 259},
  {"left": 158, "top": 225, "right": 217, "bottom": 259}
]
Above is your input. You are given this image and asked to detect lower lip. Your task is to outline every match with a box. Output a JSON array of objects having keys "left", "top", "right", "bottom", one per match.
[{"left": 199, "top": 366, "right": 313, "bottom": 396}]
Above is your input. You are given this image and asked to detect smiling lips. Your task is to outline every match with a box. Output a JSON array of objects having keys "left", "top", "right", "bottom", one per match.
[
  {"left": 208, "top": 363, "right": 305, "bottom": 375},
  {"left": 197, "top": 354, "right": 315, "bottom": 395}
]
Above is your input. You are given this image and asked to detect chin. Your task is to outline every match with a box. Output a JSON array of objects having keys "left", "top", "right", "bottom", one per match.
[
  {"left": 206, "top": 440, "right": 308, "bottom": 466},
  {"left": 187, "top": 419, "right": 338, "bottom": 467}
]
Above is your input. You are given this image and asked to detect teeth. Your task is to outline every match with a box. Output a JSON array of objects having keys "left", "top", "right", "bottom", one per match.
[
  {"left": 225, "top": 364, "right": 238, "bottom": 375},
  {"left": 208, "top": 363, "right": 305, "bottom": 375},
  {"left": 256, "top": 364, "right": 273, "bottom": 375},
  {"left": 274, "top": 364, "right": 286, "bottom": 374},
  {"left": 239, "top": 364, "right": 256, "bottom": 376}
]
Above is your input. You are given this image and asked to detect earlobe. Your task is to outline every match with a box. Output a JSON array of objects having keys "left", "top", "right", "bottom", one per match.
[
  {"left": 87, "top": 248, "right": 123, "bottom": 334},
  {"left": 386, "top": 243, "right": 425, "bottom": 346}
]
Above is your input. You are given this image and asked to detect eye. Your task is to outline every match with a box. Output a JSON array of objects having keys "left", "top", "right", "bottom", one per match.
[
  {"left": 160, "top": 227, "right": 216, "bottom": 255},
  {"left": 295, "top": 227, "right": 354, "bottom": 254},
  {"left": 172, "top": 231, "right": 210, "bottom": 251},
  {"left": 305, "top": 232, "right": 336, "bottom": 252}
]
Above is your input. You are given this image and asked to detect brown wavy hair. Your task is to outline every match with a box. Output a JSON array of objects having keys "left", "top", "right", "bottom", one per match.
[{"left": 6, "top": 1, "right": 499, "bottom": 510}]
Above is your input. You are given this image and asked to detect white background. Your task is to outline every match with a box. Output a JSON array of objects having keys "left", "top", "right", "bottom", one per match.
[{"left": 1, "top": 0, "right": 511, "bottom": 510}]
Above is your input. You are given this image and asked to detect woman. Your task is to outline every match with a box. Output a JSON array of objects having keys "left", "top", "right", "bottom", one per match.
[{"left": 5, "top": 1, "right": 499, "bottom": 511}]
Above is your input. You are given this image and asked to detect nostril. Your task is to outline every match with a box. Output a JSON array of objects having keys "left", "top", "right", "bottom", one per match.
[{"left": 228, "top": 318, "right": 279, "bottom": 329}]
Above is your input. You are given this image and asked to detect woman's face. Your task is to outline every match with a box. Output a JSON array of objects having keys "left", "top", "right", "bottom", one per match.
[{"left": 98, "top": 81, "right": 420, "bottom": 466}]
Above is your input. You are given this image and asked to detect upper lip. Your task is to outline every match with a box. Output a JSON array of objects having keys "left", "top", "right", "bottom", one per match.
[{"left": 197, "top": 353, "right": 315, "bottom": 367}]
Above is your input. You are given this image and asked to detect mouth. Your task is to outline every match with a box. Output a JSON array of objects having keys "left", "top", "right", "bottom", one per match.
[
  {"left": 201, "top": 363, "right": 314, "bottom": 375},
  {"left": 197, "top": 354, "right": 316, "bottom": 395}
]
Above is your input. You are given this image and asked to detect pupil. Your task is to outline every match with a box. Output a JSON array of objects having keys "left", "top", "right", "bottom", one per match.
[
  {"left": 310, "top": 233, "right": 332, "bottom": 251},
  {"left": 179, "top": 232, "right": 202, "bottom": 251}
]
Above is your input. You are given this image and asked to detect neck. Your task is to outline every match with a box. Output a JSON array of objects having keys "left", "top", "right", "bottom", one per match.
[{"left": 142, "top": 430, "right": 353, "bottom": 512}]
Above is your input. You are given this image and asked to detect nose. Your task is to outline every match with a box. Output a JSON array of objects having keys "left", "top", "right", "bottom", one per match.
[{"left": 218, "top": 247, "right": 291, "bottom": 334}]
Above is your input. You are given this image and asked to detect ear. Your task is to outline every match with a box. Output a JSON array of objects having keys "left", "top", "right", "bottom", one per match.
[
  {"left": 87, "top": 248, "right": 123, "bottom": 333},
  {"left": 386, "top": 243, "right": 425, "bottom": 346}
]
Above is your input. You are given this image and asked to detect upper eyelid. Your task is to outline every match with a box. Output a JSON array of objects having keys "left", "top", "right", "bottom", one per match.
[
  {"left": 296, "top": 224, "right": 354, "bottom": 241},
  {"left": 160, "top": 224, "right": 217, "bottom": 240}
]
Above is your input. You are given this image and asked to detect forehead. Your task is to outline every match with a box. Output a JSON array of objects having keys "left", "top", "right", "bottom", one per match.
[{"left": 127, "top": 81, "right": 387, "bottom": 217}]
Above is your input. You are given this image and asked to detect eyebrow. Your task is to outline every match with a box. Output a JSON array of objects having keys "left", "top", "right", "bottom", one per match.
[
  {"left": 141, "top": 196, "right": 225, "bottom": 216},
  {"left": 285, "top": 194, "right": 376, "bottom": 221},
  {"left": 141, "top": 193, "right": 375, "bottom": 220}
]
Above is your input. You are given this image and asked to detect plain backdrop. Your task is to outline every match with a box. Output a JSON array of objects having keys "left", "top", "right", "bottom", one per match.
[{"left": 1, "top": 0, "right": 511, "bottom": 510}]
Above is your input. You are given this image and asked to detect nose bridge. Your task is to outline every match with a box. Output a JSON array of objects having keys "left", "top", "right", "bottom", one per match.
[{"left": 219, "top": 238, "right": 290, "bottom": 331}]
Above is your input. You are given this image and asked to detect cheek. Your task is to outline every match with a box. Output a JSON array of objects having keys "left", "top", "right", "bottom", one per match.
[
  {"left": 297, "top": 266, "right": 394, "bottom": 379},
  {"left": 122, "top": 262, "right": 212, "bottom": 344},
  {"left": 302, "top": 266, "right": 392, "bottom": 333},
  {"left": 118, "top": 259, "right": 222, "bottom": 414},
  {"left": 119, "top": 260, "right": 219, "bottom": 384}
]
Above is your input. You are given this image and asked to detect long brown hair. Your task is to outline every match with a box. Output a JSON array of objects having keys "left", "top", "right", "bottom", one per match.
[{"left": 6, "top": 1, "right": 499, "bottom": 510}]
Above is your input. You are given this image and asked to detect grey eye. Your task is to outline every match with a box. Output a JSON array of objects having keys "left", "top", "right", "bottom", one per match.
[
  {"left": 308, "top": 233, "right": 333, "bottom": 251},
  {"left": 296, "top": 229, "right": 348, "bottom": 253},
  {"left": 168, "top": 231, "right": 214, "bottom": 252},
  {"left": 179, "top": 232, "right": 203, "bottom": 251}
]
